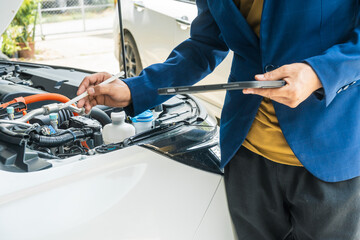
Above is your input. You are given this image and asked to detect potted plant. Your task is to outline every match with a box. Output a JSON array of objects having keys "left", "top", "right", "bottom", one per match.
[
  {"left": 1, "top": 26, "right": 22, "bottom": 58},
  {"left": 11, "top": 0, "right": 40, "bottom": 58}
]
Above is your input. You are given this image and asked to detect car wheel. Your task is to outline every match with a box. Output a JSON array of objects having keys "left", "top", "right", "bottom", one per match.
[{"left": 119, "top": 34, "right": 143, "bottom": 77}]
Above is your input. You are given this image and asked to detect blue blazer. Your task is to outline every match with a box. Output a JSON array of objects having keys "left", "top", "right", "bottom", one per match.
[{"left": 124, "top": 0, "right": 360, "bottom": 182}]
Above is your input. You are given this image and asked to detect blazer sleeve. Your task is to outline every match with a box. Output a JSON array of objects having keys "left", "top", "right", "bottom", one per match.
[
  {"left": 304, "top": 5, "right": 360, "bottom": 107},
  {"left": 122, "top": 0, "right": 229, "bottom": 116}
]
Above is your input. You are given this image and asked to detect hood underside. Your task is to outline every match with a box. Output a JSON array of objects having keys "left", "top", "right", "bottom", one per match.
[{"left": 0, "top": 0, "right": 23, "bottom": 36}]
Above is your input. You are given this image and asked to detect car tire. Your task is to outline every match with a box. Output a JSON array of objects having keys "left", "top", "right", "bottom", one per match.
[{"left": 119, "top": 33, "right": 143, "bottom": 77}]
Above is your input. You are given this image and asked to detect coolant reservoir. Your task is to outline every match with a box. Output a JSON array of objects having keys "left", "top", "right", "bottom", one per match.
[
  {"left": 102, "top": 111, "right": 135, "bottom": 144},
  {"left": 131, "top": 110, "right": 154, "bottom": 134}
]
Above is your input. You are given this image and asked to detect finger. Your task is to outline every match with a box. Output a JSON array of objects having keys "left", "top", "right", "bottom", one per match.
[
  {"left": 244, "top": 92, "right": 293, "bottom": 108},
  {"left": 255, "top": 65, "right": 291, "bottom": 81},
  {"left": 87, "top": 87, "right": 95, "bottom": 96},
  {"left": 92, "top": 84, "right": 111, "bottom": 96},
  {"left": 77, "top": 94, "right": 92, "bottom": 108},
  {"left": 267, "top": 96, "right": 289, "bottom": 105},
  {"left": 77, "top": 72, "right": 112, "bottom": 95},
  {"left": 243, "top": 86, "right": 288, "bottom": 98},
  {"left": 271, "top": 97, "right": 299, "bottom": 108},
  {"left": 77, "top": 76, "right": 94, "bottom": 96},
  {"left": 77, "top": 98, "right": 86, "bottom": 108},
  {"left": 90, "top": 98, "right": 98, "bottom": 108},
  {"left": 84, "top": 101, "right": 92, "bottom": 114}
]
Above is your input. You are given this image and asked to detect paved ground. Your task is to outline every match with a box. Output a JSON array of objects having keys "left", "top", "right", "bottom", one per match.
[
  {"left": 31, "top": 29, "right": 120, "bottom": 74},
  {"left": 36, "top": 10, "right": 114, "bottom": 37}
]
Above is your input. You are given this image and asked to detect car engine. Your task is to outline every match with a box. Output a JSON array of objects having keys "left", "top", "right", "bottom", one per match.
[{"left": 0, "top": 61, "right": 221, "bottom": 174}]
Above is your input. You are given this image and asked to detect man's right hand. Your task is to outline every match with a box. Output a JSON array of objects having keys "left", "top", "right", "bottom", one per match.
[{"left": 76, "top": 72, "right": 132, "bottom": 114}]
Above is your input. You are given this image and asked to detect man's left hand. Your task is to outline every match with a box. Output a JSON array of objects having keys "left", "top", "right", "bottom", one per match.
[{"left": 243, "top": 63, "right": 323, "bottom": 108}]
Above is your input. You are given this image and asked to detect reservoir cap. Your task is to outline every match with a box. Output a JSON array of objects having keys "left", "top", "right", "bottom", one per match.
[{"left": 132, "top": 110, "right": 154, "bottom": 123}]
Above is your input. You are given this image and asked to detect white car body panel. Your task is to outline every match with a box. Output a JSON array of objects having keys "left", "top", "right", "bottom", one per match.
[
  {"left": 0, "top": 0, "right": 23, "bottom": 35},
  {"left": 0, "top": 146, "right": 234, "bottom": 240},
  {"left": 114, "top": 0, "right": 232, "bottom": 118},
  {"left": 120, "top": 0, "right": 177, "bottom": 66},
  {"left": 193, "top": 178, "right": 238, "bottom": 240}
]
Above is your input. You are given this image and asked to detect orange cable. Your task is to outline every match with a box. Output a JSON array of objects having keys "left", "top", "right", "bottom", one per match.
[{"left": 0, "top": 93, "right": 79, "bottom": 116}]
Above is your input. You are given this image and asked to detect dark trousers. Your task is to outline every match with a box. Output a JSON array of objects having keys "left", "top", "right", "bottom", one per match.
[{"left": 224, "top": 146, "right": 360, "bottom": 240}]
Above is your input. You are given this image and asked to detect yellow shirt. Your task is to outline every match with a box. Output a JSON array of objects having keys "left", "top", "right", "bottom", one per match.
[{"left": 234, "top": 0, "right": 302, "bottom": 166}]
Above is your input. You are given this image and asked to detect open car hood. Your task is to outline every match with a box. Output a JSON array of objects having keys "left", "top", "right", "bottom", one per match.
[{"left": 0, "top": 0, "right": 23, "bottom": 35}]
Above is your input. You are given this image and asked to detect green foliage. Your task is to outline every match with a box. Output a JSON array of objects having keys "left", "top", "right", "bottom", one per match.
[
  {"left": 12, "top": 0, "right": 41, "bottom": 43},
  {"left": 1, "top": 27, "right": 22, "bottom": 57},
  {"left": 1, "top": 0, "right": 40, "bottom": 57}
]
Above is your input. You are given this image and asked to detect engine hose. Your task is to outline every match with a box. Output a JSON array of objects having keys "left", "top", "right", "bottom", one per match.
[
  {"left": 31, "top": 128, "right": 94, "bottom": 147},
  {"left": 25, "top": 93, "right": 71, "bottom": 104},
  {"left": 89, "top": 107, "right": 111, "bottom": 126},
  {"left": 30, "top": 109, "right": 73, "bottom": 127},
  {"left": 0, "top": 93, "right": 69, "bottom": 108},
  {"left": 0, "top": 125, "right": 29, "bottom": 145},
  {"left": 0, "top": 93, "right": 78, "bottom": 116},
  {"left": 58, "top": 109, "right": 74, "bottom": 124},
  {"left": 0, "top": 125, "right": 28, "bottom": 138}
]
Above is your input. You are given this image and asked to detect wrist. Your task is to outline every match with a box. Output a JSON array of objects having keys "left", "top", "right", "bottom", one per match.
[
  {"left": 120, "top": 80, "right": 132, "bottom": 106},
  {"left": 301, "top": 63, "right": 323, "bottom": 91}
]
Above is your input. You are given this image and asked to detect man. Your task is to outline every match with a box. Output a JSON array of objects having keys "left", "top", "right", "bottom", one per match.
[{"left": 77, "top": 0, "right": 360, "bottom": 239}]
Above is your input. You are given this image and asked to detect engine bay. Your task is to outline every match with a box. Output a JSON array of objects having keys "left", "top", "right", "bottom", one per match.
[{"left": 0, "top": 61, "right": 221, "bottom": 174}]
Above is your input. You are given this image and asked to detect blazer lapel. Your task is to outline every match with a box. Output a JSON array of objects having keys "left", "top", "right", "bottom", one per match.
[{"left": 207, "top": 0, "right": 259, "bottom": 53}]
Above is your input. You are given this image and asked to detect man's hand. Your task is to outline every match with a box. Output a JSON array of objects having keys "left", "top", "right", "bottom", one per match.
[
  {"left": 77, "top": 72, "right": 132, "bottom": 113},
  {"left": 243, "top": 63, "right": 323, "bottom": 108}
]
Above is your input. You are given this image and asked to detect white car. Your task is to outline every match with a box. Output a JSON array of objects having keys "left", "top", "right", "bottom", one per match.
[
  {"left": 114, "top": 0, "right": 233, "bottom": 119},
  {"left": 0, "top": 1, "right": 236, "bottom": 239}
]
